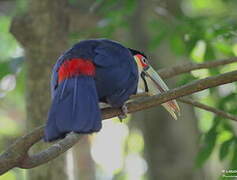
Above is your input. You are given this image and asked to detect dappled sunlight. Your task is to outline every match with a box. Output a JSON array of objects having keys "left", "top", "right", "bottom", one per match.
[
  {"left": 125, "top": 130, "right": 147, "bottom": 179},
  {"left": 191, "top": 69, "right": 210, "bottom": 79},
  {"left": 196, "top": 108, "right": 214, "bottom": 133},
  {"left": 218, "top": 83, "right": 236, "bottom": 97},
  {"left": 91, "top": 119, "right": 129, "bottom": 176},
  {"left": 193, "top": 89, "right": 210, "bottom": 99},
  {"left": 127, "top": 130, "right": 144, "bottom": 154},
  {"left": 125, "top": 154, "right": 147, "bottom": 180},
  {"left": 0, "top": 74, "right": 16, "bottom": 92},
  {"left": 11, "top": 47, "right": 24, "bottom": 59},
  {"left": 220, "top": 62, "right": 237, "bottom": 74},
  {"left": 66, "top": 149, "right": 75, "bottom": 180},
  {"left": 90, "top": 121, "right": 148, "bottom": 179},
  {"left": 191, "top": 40, "right": 206, "bottom": 62},
  {"left": 0, "top": 171, "right": 15, "bottom": 180},
  {"left": 233, "top": 44, "right": 237, "bottom": 56},
  {"left": 0, "top": 115, "right": 19, "bottom": 136},
  {"left": 182, "top": 0, "right": 228, "bottom": 17}
]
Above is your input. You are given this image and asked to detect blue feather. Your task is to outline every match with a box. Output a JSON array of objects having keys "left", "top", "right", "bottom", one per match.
[
  {"left": 73, "top": 78, "right": 77, "bottom": 113},
  {"left": 45, "top": 39, "right": 140, "bottom": 141},
  {"left": 60, "top": 78, "right": 68, "bottom": 99},
  {"left": 44, "top": 76, "right": 102, "bottom": 141}
]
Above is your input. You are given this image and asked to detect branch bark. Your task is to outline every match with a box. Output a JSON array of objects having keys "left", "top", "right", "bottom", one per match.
[{"left": 0, "top": 69, "right": 237, "bottom": 174}]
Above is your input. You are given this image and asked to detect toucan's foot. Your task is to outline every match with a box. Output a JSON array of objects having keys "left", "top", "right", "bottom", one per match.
[{"left": 118, "top": 104, "right": 128, "bottom": 122}]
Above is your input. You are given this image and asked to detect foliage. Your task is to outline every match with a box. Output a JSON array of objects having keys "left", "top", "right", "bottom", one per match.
[
  {"left": 1, "top": 0, "right": 237, "bottom": 179},
  {"left": 0, "top": 13, "right": 25, "bottom": 180}
]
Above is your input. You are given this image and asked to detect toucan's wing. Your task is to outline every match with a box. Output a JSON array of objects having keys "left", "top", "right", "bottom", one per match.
[
  {"left": 93, "top": 39, "right": 131, "bottom": 66},
  {"left": 93, "top": 40, "right": 139, "bottom": 107}
]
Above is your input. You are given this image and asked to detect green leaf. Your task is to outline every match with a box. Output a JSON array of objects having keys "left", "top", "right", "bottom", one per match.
[
  {"left": 169, "top": 34, "right": 186, "bottom": 55},
  {"left": 219, "top": 138, "right": 234, "bottom": 161},
  {"left": 214, "top": 41, "right": 234, "bottom": 56},
  {"left": 149, "top": 30, "right": 166, "bottom": 50},
  {"left": 0, "top": 171, "right": 16, "bottom": 180},
  {"left": 233, "top": 44, "right": 237, "bottom": 56},
  {"left": 0, "top": 62, "right": 11, "bottom": 79},
  {"left": 219, "top": 93, "right": 236, "bottom": 110},
  {"left": 0, "top": 57, "right": 24, "bottom": 80},
  {"left": 222, "top": 121, "right": 234, "bottom": 133},
  {"left": 195, "top": 128, "right": 217, "bottom": 168},
  {"left": 230, "top": 140, "right": 237, "bottom": 169},
  {"left": 0, "top": 16, "right": 19, "bottom": 59},
  {"left": 204, "top": 43, "right": 216, "bottom": 61},
  {"left": 178, "top": 74, "right": 198, "bottom": 86}
]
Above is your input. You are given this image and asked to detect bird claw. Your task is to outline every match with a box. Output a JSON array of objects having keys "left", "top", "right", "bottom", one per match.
[{"left": 118, "top": 104, "right": 128, "bottom": 122}]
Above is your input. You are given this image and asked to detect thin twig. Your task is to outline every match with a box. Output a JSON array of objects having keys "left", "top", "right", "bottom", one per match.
[
  {"left": 89, "top": 0, "right": 106, "bottom": 13},
  {"left": 179, "top": 98, "right": 237, "bottom": 122},
  {"left": 158, "top": 57, "right": 237, "bottom": 79}
]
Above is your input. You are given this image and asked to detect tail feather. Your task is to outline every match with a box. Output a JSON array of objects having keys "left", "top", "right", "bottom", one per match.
[
  {"left": 72, "top": 77, "right": 78, "bottom": 113},
  {"left": 44, "top": 76, "right": 102, "bottom": 142},
  {"left": 60, "top": 78, "right": 68, "bottom": 100}
]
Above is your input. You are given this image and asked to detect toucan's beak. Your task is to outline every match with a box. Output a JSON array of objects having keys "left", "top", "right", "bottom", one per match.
[{"left": 144, "top": 66, "right": 180, "bottom": 120}]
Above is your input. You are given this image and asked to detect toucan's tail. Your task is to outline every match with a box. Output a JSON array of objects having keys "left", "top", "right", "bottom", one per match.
[{"left": 44, "top": 76, "right": 101, "bottom": 142}]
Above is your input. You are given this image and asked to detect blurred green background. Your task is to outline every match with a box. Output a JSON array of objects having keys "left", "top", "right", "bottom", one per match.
[{"left": 0, "top": 0, "right": 237, "bottom": 179}]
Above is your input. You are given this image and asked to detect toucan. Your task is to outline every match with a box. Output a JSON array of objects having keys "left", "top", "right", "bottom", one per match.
[{"left": 44, "top": 39, "right": 180, "bottom": 141}]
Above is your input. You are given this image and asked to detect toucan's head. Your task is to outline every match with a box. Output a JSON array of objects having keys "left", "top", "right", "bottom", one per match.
[{"left": 129, "top": 48, "right": 180, "bottom": 120}]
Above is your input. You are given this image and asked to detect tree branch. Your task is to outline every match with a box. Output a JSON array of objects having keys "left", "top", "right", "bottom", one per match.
[
  {"left": 158, "top": 57, "right": 237, "bottom": 79},
  {"left": 179, "top": 98, "right": 237, "bottom": 122},
  {"left": 0, "top": 69, "right": 237, "bottom": 174}
]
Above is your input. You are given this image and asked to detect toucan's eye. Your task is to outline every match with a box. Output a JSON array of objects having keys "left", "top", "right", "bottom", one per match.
[
  {"left": 135, "top": 54, "right": 149, "bottom": 68},
  {"left": 141, "top": 57, "right": 148, "bottom": 64}
]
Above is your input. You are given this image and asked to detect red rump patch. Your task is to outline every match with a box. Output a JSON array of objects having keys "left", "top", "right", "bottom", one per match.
[{"left": 58, "top": 58, "right": 95, "bottom": 83}]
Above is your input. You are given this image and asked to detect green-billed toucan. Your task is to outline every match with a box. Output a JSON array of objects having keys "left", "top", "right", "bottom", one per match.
[{"left": 44, "top": 39, "right": 180, "bottom": 141}]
